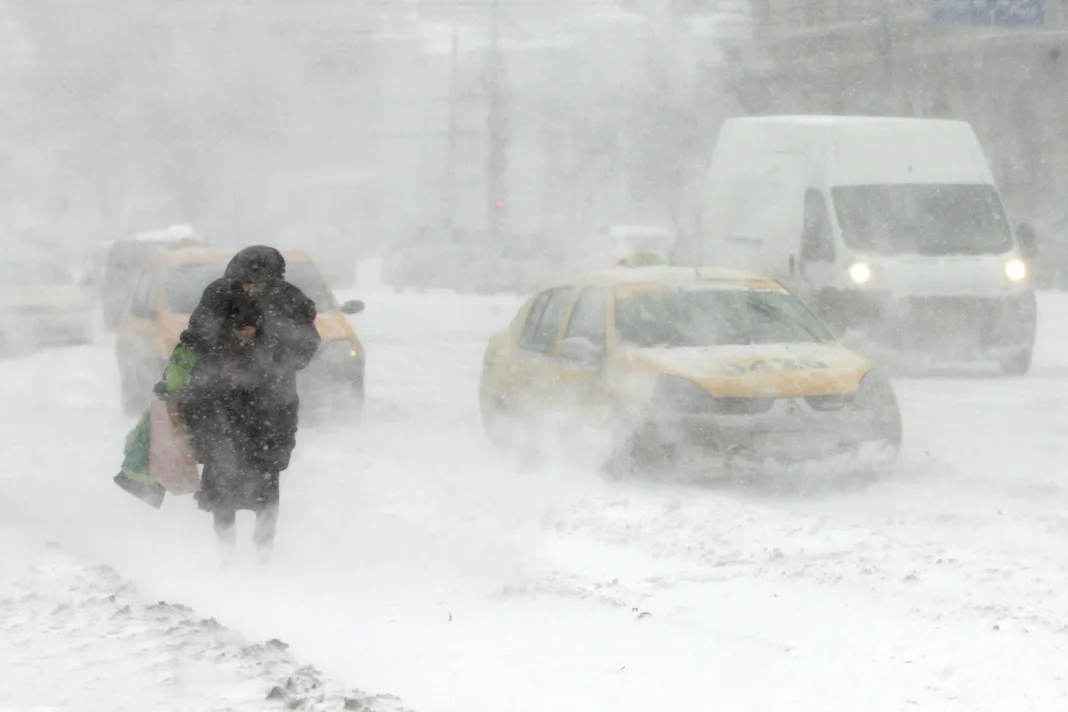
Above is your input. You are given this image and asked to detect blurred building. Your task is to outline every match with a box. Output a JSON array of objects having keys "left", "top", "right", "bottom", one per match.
[
  {"left": 724, "top": 0, "right": 1068, "bottom": 230},
  {"left": 8, "top": 0, "right": 381, "bottom": 255}
]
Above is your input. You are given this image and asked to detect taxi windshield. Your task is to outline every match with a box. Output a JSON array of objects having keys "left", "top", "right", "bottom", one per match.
[
  {"left": 615, "top": 285, "right": 833, "bottom": 348},
  {"left": 166, "top": 261, "right": 337, "bottom": 315}
]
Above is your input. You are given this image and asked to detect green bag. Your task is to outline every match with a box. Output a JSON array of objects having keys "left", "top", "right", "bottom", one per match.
[{"left": 113, "top": 345, "right": 199, "bottom": 509}]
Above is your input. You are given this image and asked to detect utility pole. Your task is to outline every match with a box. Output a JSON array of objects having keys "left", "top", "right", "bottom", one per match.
[
  {"left": 444, "top": 21, "right": 460, "bottom": 226},
  {"left": 485, "top": 0, "right": 508, "bottom": 241}
]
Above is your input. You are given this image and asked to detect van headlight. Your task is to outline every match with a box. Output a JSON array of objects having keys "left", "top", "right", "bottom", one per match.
[
  {"left": 848, "top": 261, "right": 873, "bottom": 285},
  {"left": 1005, "top": 258, "right": 1027, "bottom": 283}
]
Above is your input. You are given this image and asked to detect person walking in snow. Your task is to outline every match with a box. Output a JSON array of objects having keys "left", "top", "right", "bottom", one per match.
[{"left": 161, "top": 246, "right": 321, "bottom": 557}]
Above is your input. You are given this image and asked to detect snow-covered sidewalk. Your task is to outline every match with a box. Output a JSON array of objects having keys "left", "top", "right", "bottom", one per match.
[{"left": 0, "top": 527, "right": 411, "bottom": 712}]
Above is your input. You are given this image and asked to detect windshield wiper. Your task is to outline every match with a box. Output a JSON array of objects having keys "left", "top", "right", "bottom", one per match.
[{"left": 748, "top": 300, "right": 822, "bottom": 342}]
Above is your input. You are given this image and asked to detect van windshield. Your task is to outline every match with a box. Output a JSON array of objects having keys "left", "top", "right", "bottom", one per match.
[{"left": 832, "top": 184, "right": 1014, "bottom": 256}]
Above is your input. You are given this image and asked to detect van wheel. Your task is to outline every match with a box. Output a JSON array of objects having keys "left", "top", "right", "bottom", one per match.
[{"left": 999, "top": 348, "right": 1033, "bottom": 376}]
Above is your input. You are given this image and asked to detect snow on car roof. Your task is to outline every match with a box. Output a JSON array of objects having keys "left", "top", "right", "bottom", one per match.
[{"left": 132, "top": 224, "right": 198, "bottom": 242}]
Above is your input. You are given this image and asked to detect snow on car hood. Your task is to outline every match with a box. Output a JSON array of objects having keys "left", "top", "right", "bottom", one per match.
[{"left": 628, "top": 342, "right": 871, "bottom": 398}]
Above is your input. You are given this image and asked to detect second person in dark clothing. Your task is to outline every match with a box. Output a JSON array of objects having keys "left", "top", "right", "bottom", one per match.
[{"left": 165, "top": 246, "right": 321, "bottom": 557}]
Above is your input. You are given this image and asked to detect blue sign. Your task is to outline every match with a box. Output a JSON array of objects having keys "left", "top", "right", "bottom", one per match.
[{"left": 930, "top": 0, "right": 1045, "bottom": 25}]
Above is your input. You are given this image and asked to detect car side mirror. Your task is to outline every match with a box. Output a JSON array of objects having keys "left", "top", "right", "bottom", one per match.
[
  {"left": 341, "top": 299, "right": 365, "bottom": 315},
  {"left": 561, "top": 336, "right": 604, "bottom": 366}
]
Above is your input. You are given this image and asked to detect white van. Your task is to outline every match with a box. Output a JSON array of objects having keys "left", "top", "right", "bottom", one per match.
[{"left": 693, "top": 115, "right": 1037, "bottom": 374}]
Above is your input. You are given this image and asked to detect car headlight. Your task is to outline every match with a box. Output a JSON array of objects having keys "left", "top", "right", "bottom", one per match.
[
  {"left": 317, "top": 339, "right": 362, "bottom": 361},
  {"left": 655, "top": 375, "right": 715, "bottom": 413},
  {"left": 1005, "top": 258, "right": 1027, "bottom": 283},
  {"left": 848, "top": 261, "right": 873, "bottom": 285}
]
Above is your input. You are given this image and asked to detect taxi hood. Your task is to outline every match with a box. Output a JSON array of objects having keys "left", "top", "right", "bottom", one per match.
[{"left": 629, "top": 342, "right": 871, "bottom": 398}]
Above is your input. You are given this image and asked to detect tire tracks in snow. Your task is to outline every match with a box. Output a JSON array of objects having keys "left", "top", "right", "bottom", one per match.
[{"left": 531, "top": 484, "right": 1068, "bottom": 641}]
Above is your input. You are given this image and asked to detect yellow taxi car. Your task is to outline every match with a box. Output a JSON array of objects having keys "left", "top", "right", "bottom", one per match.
[
  {"left": 479, "top": 258, "right": 902, "bottom": 479},
  {"left": 115, "top": 247, "right": 366, "bottom": 416},
  {"left": 0, "top": 250, "right": 94, "bottom": 349}
]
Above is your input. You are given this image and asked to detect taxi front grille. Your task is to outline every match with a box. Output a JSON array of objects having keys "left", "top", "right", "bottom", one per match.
[{"left": 699, "top": 395, "right": 853, "bottom": 415}]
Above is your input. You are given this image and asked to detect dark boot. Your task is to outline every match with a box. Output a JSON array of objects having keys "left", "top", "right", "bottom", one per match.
[{"left": 213, "top": 509, "right": 237, "bottom": 547}]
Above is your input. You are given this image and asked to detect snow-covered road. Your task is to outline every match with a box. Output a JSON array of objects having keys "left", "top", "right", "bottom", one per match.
[{"left": 4, "top": 289, "right": 1068, "bottom": 711}]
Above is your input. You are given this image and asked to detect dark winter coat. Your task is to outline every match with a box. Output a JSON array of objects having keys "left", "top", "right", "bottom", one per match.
[{"left": 175, "top": 246, "right": 321, "bottom": 513}]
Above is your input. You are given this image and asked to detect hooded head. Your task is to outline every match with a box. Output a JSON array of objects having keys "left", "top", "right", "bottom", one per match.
[{"left": 225, "top": 246, "right": 286, "bottom": 289}]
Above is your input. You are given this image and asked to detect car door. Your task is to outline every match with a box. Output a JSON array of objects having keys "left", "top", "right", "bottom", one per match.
[
  {"left": 553, "top": 285, "right": 632, "bottom": 460},
  {"left": 514, "top": 285, "right": 575, "bottom": 413},
  {"left": 554, "top": 286, "right": 610, "bottom": 409}
]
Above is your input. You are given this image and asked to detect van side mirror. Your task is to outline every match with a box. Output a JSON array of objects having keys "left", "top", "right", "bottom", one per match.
[
  {"left": 341, "top": 299, "right": 365, "bottom": 315},
  {"left": 1016, "top": 223, "right": 1038, "bottom": 260},
  {"left": 801, "top": 190, "right": 835, "bottom": 263},
  {"left": 801, "top": 223, "right": 835, "bottom": 262}
]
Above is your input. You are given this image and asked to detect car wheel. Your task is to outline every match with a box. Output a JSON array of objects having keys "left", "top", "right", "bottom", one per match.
[
  {"left": 70, "top": 322, "right": 94, "bottom": 346},
  {"left": 861, "top": 379, "right": 903, "bottom": 474},
  {"left": 605, "top": 419, "right": 678, "bottom": 480},
  {"left": 480, "top": 391, "right": 515, "bottom": 450},
  {"left": 998, "top": 347, "right": 1033, "bottom": 376},
  {"left": 103, "top": 305, "right": 121, "bottom": 333},
  {"left": 350, "top": 379, "right": 365, "bottom": 422}
]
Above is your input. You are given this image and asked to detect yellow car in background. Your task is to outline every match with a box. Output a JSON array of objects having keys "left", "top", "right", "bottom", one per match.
[
  {"left": 0, "top": 251, "right": 94, "bottom": 350},
  {"left": 115, "top": 247, "right": 366, "bottom": 416},
  {"left": 102, "top": 226, "right": 208, "bottom": 330},
  {"left": 479, "top": 260, "right": 902, "bottom": 479}
]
